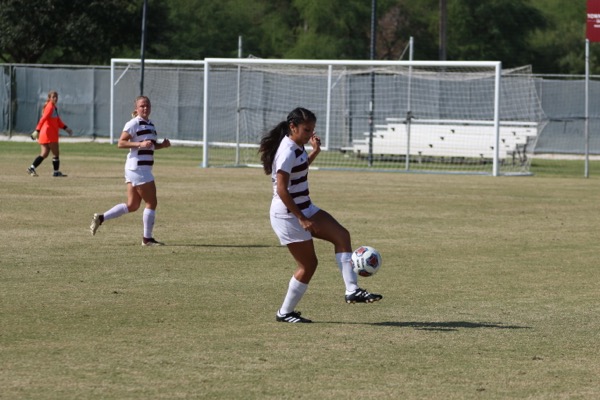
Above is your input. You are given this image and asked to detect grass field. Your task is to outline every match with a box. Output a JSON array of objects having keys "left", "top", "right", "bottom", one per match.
[{"left": 2, "top": 141, "right": 600, "bottom": 399}]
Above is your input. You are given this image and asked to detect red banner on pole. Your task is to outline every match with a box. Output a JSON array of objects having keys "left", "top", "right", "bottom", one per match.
[{"left": 587, "top": 0, "right": 600, "bottom": 42}]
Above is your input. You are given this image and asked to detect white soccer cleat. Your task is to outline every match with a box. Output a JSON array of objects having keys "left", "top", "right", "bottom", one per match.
[{"left": 90, "top": 213, "right": 102, "bottom": 236}]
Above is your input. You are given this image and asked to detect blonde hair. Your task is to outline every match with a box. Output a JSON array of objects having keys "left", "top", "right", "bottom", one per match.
[
  {"left": 132, "top": 96, "right": 150, "bottom": 117},
  {"left": 44, "top": 91, "right": 58, "bottom": 107}
]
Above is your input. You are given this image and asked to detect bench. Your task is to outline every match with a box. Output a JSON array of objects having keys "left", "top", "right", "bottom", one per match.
[{"left": 351, "top": 119, "right": 537, "bottom": 165}]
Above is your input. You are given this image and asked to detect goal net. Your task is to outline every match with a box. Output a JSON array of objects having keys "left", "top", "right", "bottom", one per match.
[{"left": 202, "top": 59, "right": 545, "bottom": 175}]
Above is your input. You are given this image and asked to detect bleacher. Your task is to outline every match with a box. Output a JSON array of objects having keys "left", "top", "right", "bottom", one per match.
[{"left": 350, "top": 118, "right": 538, "bottom": 165}]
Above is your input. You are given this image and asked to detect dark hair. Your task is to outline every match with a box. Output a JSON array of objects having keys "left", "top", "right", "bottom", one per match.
[{"left": 259, "top": 107, "right": 316, "bottom": 174}]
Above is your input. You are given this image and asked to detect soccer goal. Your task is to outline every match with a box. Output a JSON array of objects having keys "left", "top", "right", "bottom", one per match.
[
  {"left": 110, "top": 58, "right": 545, "bottom": 175},
  {"left": 202, "top": 58, "right": 545, "bottom": 176}
]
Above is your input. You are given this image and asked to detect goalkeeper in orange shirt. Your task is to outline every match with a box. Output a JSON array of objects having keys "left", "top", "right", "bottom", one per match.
[{"left": 27, "top": 90, "right": 73, "bottom": 177}]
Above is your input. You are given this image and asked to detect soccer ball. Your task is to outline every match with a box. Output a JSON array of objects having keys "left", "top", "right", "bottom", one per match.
[{"left": 351, "top": 246, "right": 382, "bottom": 277}]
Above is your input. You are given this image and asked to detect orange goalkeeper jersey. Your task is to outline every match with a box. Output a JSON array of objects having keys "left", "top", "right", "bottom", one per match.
[{"left": 36, "top": 102, "right": 67, "bottom": 144}]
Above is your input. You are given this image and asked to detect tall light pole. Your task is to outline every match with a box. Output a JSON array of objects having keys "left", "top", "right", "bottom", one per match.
[
  {"left": 140, "top": 0, "right": 148, "bottom": 95},
  {"left": 439, "top": 0, "right": 447, "bottom": 60},
  {"left": 368, "top": 0, "right": 377, "bottom": 166}
]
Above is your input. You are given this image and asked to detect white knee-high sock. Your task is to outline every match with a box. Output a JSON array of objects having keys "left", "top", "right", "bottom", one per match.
[
  {"left": 143, "top": 208, "right": 156, "bottom": 238},
  {"left": 279, "top": 276, "right": 308, "bottom": 315},
  {"left": 103, "top": 203, "right": 129, "bottom": 221},
  {"left": 336, "top": 252, "right": 359, "bottom": 294}
]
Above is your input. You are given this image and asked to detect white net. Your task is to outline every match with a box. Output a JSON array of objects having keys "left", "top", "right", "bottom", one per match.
[{"left": 203, "top": 59, "right": 545, "bottom": 175}]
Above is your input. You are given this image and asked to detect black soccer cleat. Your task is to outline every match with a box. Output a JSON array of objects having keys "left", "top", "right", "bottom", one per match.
[
  {"left": 345, "top": 288, "right": 383, "bottom": 304},
  {"left": 142, "top": 237, "right": 165, "bottom": 246},
  {"left": 276, "top": 310, "right": 312, "bottom": 323}
]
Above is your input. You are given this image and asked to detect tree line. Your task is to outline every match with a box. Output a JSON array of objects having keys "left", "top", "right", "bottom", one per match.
[{"left": 0, "top": 0, "right": 596, "bottom": 74}]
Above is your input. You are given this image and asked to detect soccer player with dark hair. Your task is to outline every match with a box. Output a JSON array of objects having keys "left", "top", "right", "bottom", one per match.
[{"left": 259, "top": 107, "right": 382, "bottom": 323}]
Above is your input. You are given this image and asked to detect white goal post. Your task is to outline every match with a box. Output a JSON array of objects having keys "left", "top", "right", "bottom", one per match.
[{"left": 202, "top": 58, "right": 545, "bottom": 176}]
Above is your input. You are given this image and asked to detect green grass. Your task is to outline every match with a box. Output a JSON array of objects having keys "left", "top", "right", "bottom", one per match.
[{"left": 2, "top": 141, "right": 600, "bottom": 399}]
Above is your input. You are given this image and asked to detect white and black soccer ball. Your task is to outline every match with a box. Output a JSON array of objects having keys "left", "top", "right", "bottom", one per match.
[{"left": 351, "top": 246, "right": 382, "bottom": 277}]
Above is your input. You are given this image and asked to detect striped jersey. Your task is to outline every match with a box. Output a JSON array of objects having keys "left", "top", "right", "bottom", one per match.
[
  {"left": 123, "top": 116, "right": 157, "bottom": 170},
  {"left": 270, "top": 136, "right": 312, "bottom": 217}
]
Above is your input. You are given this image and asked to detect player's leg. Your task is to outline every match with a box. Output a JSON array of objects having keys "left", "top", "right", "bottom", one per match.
[
  {"left": 309, "top": 209, "right": 351, "bottom": 252},
  {"left": 276, "top": 239, "right": 317, "bottom": 323},
  {"left": 288, "top": 239, "right": 318, "bottom": 284},
  {"left": 48, "top": 142, "right": 65, "bottom": 177},
  {"left": 311, "top": 210, "right": 382, "bottom": 304},
  {"left": 136, "top": 180, "right": 157, "bottom": 210},
  {"left": 310, "top": 209, "right": 357, "bottom": 292},
  {"left": 89, "top": 182, "right": 140, "bottom": 236},
  {"left": 27, "top": 144, "right": 50, "bottom": 176},
  {"left": 136, "top": 181, "right": 163, "bottom": 245}
]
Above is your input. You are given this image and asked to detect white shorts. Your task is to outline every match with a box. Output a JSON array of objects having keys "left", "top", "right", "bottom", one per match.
[
  {"left": 124, "top": 169, "right": 155, "bottom": 187},
  {"left": 270, "top": 203, "right": 320, "bottom": 245}
]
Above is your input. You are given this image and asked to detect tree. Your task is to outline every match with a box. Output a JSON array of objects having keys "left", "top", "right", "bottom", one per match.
[
  {"left": 529, "top": 0, "right": 598, "bottom": 74},
  {"left": 160, "top": 0, "right": 378, "bottom": 60},
  {"left": 1, "top": 0, "right": 594, "bottom": 75},
  {"left": 284, "top": 0, "right": 372, "bottom": 59},
  {"left": 0, "top": 0, "right": 58, "bottom": 63},
  {"left": 376, "top": 0, "right": 438, "bottom": 60},
  {"left": 0, "top": 0, "right": 168, "bottom": 64},
  {"left": 160, "top": 0, "right": 275, "bottom": 59},
  {"left": 447, "top": 0, "right": 546, "bottom": 68}
]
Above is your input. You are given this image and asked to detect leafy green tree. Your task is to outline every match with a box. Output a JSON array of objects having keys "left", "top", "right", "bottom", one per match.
[
  {"left": 529, "top": 0, "right": 598, "bottom": 74},
  {"left": 0, "top": 0, "right": 57, "bottom": 63},
  {"left": 283, "top": 0, "right": 371, "bottom": 59},
  {"left": 252, "top": 0, "right": 297, "bottom": 58},
  {"left": 160, "top": 0, "right": 274, "bottom": 59},
  {"left": 161, "top": 0, "right": 376, "bottom": 60},
  {"left": 446, "top": 0, "right": 546, "bottom": 68},
  {"left": 377, "top": 0, "right": 438, "bottom": 60},
  {"left": 0, "top": 0, "right": 169, "bottom": 64},
  {"left": 0, "top": 0, "right": 595, "bottom": 75}
]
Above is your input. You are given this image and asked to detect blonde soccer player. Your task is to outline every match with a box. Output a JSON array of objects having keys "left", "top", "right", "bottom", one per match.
[
  {"left": 89, "top": 96, "right": 171, "bottom": 246},
  {"left": 259, "top": 107, "right": 382, "bottom": 323}
]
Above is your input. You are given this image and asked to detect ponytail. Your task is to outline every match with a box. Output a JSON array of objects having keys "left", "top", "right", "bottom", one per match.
[
  {"left": 259, "top": 121, "right": 289, "bottom": 175},
  {"left": 258, "top": 107, "right": 316, "bottom": 175}
]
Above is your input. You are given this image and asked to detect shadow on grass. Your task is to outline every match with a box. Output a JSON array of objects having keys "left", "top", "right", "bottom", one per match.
[
  {"left": 164, "top": 243, "right": 276, "bottom": 248},
  {"left": 374, "top": 321, "right": 531, "bottom": 331},
  {"left": 318, "top": 321, "right": 531, "bottom": 331}
]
